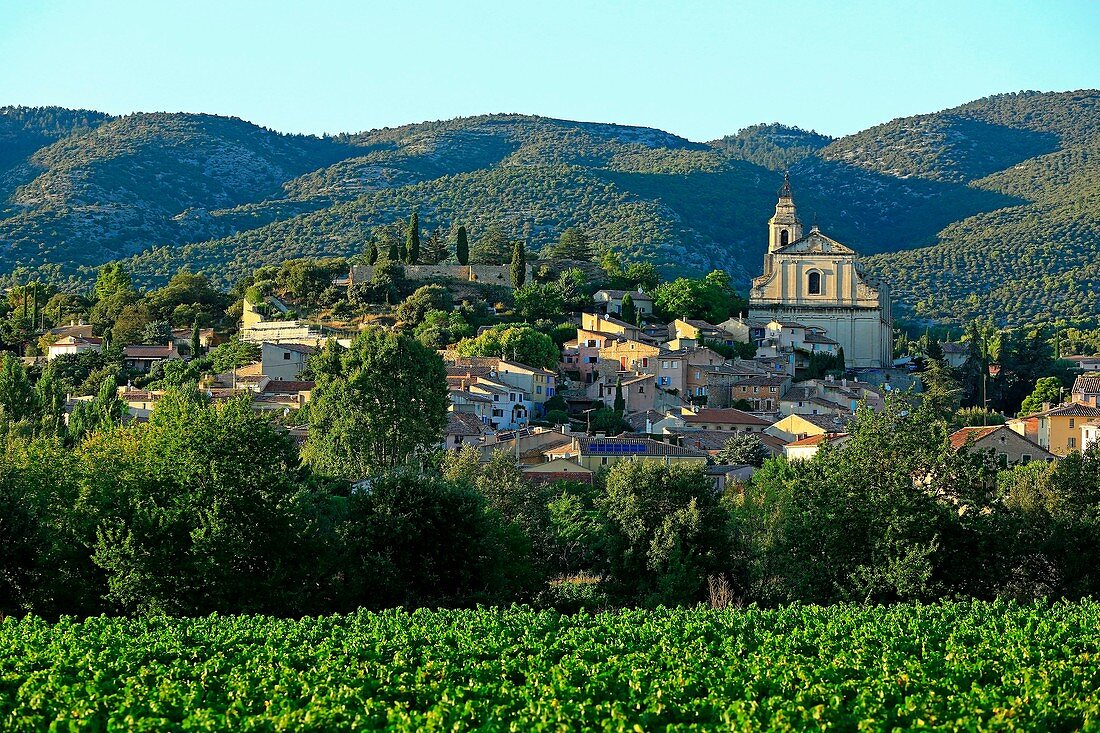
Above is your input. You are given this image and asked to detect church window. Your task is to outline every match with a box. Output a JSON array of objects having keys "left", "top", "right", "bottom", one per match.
[
  {"left": 780, "top": 230, "right": 789, "bottom": 246},
  {"left": 808, "top": 271, "right": 822, "bottom": 295}
]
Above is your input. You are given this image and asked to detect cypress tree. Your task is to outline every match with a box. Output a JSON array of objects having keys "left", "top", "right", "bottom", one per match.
[
  {"left": 510, "top": 242, "right": 526, "bottom": 288},
  {"left": 388, "top": 241, "right": 400, "bottom": 262},
  {"left": 614, "top": 378, "right": 626, "bottom": 414},
  {"left": 456, "top": 225, "right": 470, "bottom": 266},
  {"left": 406, "top": 212, "right": 420, "bottom": 265},
  {"left": 191, "top": 320, "right": 202, "bottom": 357},
  {"left": 367, "top": 241, "right": 379, "bottom": 265},
  {"left": 620, "top": 292, "right": 636, "bottom": 324},
  {"left": 31, "top": 283, "right": 39, "bottom": 331}
]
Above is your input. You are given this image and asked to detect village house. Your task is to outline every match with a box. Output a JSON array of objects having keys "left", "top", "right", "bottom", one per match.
[
  {"left": 444, "top": 412, "right": 494, "bottom": 449},
  {"left": 590, "top": 372, "right": 656, "bottom": 414},
  {"left": 466, "top": 377, "right": 531, "bottom": 431},
  {"left": 682, "top": 407, "right": 771, "bottom": 433},
  {"left": 780, "top": 376, "right": 885, "bottom": 416},
  {"left": 580, "top": 312, "right": 647, "bottom": 343},
  {"left": 543, "top": 435, "right": 709, "bottom": 470},
  {"left": 716, "top": 316, "right": 767, "bottom": 345},
  {"left": 522, "top": 458, "right": 594, "bottom": 485},
  {"left": 123, "top": 344, "right": 181, "bottom": 374},
  {"left": 783, "top": 432, "right": 850, "bottom": 461},
  {"left": 494, "top": 360, "right": 557, "bottom": 406},
  {"left": 562, "top": 327, "right": 618, "bottom": 384},
  {"left": 949, "top": 425, "right": 1055, "bottom": 467},
  {"left": 668, "top": 318, "right": 729, "bottom": 344},
  {"left": 940, "top": 342, "right": 970, "bottom": 369},
  {"left": 710, "top": 373, "right": 789, "bottom": 411},
  {"left": 592, "top": 289, "right": 654, "bottom": 318},
  {"left": 1071, "top": 373, "right": 1100, "bottom": 406},
  {"left": 1083, "top": 421, "right": 1100, "bottom": 452},
  {"left": 260, "top": 342, "right": 316, "bottom": 381},
  {"left": 170, "top": 327, "right": 218, "bottom": 354},
  {"left": 47, "top": 335, "right": 104, "bottom": 361},
  {"left": 1035, "top": 403, "right": 1100, "bottom": 456},
  {"left": 450, "top": 389, "right": 494, "bottom": 424},
  {"left": 766, "top": 411, "right": 852, "bottom": 443},
  {"left": 1064, "top": 355, "right": 1100, "bottom": 372}
]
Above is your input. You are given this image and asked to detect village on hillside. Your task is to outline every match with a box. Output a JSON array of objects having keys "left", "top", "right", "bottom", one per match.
[{"left": 12, "top": 179, "right": 1099, "bottom": 486}]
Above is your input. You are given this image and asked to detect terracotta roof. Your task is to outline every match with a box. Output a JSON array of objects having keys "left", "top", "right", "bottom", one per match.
[
  {"left": 948, "top": 426, "right": 1001, "bottom": 451},
  {"left": 123, "top": 345, "right": 176, "bottom": 358},
  {"left": 1044, "top": 403, "right": 1100, "bottom": 418},
  {"left": 786, "top": 432, "right": 849, "bottom": 448},
  {"left": 684, "top": 408, "right": 771, "bottom": 426},
  {"left": 794, "top": 412, "right": 854, "bottom": 431},
  {"left": 1072, "top": 374, "right": 1100, "bottom": 394},
  {"left": 264, "top": 342, "right": 316, "bottom": 355},
  {"left": 260, "top": 380, "right": 314, "bottom": 394},
  {"left": 446, "top": 412, "right": 492, "bottom": 437}
]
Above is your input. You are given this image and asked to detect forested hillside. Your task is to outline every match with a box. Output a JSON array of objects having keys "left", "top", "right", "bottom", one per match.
[{"left": 1, "top": 92, "right": 1098, "bottom": 325}]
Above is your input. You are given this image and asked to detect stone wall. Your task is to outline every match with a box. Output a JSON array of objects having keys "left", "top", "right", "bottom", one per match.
[{"left": 349, "top": 264, "right": 532, "bottom": 288}]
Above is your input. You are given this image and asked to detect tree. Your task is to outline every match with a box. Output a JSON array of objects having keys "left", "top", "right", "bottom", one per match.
[
  {"left": 142, "top": 319, "right": 173, "bottom": 345},
  {"left": 302, "top": 328, "right": 449, "bottom": 478},
  {"left": 613, "top": 378, "right": 625, "bottom": 414},
  {"left": 652, "top": 270, "right": 745, "bottom": 323},
  {"left": 396, "top": 285, "right": 452, "bottom": 328},
  {"left": 456, "top": 225, "right": 470, "bottom": 266},
  {"left": 1019, "top": 376, "right": 1064, "bottom": 417},
  {"left": 600, "top": 461, "right": 731, "bottom": 605},
  {"left": 86, "top": 389, "right": 308, "bottom": 615},
  {"left": 208, "top": 338, "right": 260, "bottom": 373},
  {"left": 620, "top": 292, "right": 636, "bottom": 324},
  {"left": 333, "top": 469, "right": 508, "bottom": 609},
  {"left": 370, "top": 260, "right": 406, "bottom": 305},
  {"left": 67, "top": 375, "right": 124, "bottom": 443},
  {"left": 421, "top": 227, "right": 448, "bottom": 265},
  {"left": 510, "top": 242, "right": 526, "bottom": 288},
  {"left": 470, "top": 225, "right": 511, "bottom": 264},
  {"left": 716, "top": 433, "right": 768, "bottom": 467},
  {"left": 549, "top": 227, "right": 593, "bottom": 261},
  {"left": 388, "top": 241, "right": 400, "bottom": 262},
  {"left": 455, "top": 325, "right": 559, "bottom": 370},
  {"left": 405, "top": 211, "right": 420, "bottom": 265},
  {"left": 367, "top": 240, "right": 379, "bottom": 266},
  {"left": 190, "top": 321, "right": 202, "bottom": 358},
  {"left": 0, "top": 355, "right": 35, "bottom": 426},
  {"left": 33, "top": 368, "right": 66, "bottom": 437},
  {"left": 920, "top": 358, "right": 964, "bottom": 421},
  {"left": 94, "top": 263, "right": 134, "bottom": 302}
]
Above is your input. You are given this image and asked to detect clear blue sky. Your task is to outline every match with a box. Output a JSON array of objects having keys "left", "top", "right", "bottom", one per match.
[{"left": 3, "top": 0, "right": 1098, "bottom": 141}]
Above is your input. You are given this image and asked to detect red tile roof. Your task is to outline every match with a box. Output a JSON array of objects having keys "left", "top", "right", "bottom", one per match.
[
  {"left": 684, "top": 408, "right": 771, "bottom": 426},
  {"left": 948, "top": 426, "right": 1001, "bottom": 451}
]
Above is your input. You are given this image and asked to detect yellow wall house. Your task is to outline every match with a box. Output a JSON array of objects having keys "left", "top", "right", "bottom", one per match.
[
  {"left": 544, "top": 435, "right": 708, "bottom": 470},
  {"left": 1037, "top": 403, "right": 1100, "bottom": 456},
  {"left": 766, "top": 412, "right": 851, "bottom": 443}
]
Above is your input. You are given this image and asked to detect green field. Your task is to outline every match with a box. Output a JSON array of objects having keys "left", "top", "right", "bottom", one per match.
[{"left": 2, "top": 602, "right": 1098, "bottom": 731}]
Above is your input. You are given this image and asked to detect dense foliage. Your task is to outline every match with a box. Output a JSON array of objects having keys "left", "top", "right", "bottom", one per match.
[{"left": 1, "top": 602, "right": 1098, "bottom": 731}]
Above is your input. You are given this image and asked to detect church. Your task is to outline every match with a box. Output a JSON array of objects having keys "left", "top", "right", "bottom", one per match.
[{"left": 748, "top": 174, "right": 893, "bottom": 368}]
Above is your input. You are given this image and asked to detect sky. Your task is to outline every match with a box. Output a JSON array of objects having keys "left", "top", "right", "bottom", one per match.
[{"left": 2, "top": 0, "right": 1099, "bottom": 142}]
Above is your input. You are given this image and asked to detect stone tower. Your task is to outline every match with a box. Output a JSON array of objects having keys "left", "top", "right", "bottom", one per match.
[{"left": 768, "top": 171, "right": 803, "bottom": 253}]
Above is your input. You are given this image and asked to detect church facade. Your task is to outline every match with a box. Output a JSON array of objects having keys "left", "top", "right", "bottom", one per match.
[{"left": 748, "top": 174, "right": 893, "bottom": 368}]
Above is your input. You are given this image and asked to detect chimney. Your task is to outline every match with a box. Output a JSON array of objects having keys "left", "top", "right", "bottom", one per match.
[
  {"left": 842, "top": 378, "right": 847, "bottom": 388},
  {"left": 1042, "top": 402, "right": 1051, "bottom": 412}
]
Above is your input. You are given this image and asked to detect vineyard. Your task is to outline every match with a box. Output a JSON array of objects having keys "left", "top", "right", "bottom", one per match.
[{"left": 2, "top": 601, "right": 1098, "bottom": 731}]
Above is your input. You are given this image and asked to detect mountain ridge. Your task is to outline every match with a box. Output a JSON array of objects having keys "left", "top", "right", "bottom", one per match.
[{"left": 1, "top": 90, "right": 1097, "bottom": 325}]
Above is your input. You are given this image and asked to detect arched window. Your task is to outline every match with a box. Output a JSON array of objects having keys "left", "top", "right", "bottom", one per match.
[
  {"left": 780, "top": 229, "right": 789, "bottom": 246},
  {"left": 808, "top": 271, "right": 822, "bottom": 295}
]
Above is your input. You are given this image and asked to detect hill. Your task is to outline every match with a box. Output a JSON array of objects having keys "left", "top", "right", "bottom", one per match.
[{"left": 1, "top": 93, "right": 1098, "bottom": 325}]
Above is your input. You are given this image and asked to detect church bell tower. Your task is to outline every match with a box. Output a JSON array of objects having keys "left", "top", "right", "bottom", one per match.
[{"left": 768, "top": 171, "right": 803, "bottom": 252}]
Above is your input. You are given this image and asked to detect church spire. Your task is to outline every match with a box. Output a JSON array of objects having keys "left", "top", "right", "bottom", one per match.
[{"left": 768, "top": 171, "right": 802, "bottom": 252}]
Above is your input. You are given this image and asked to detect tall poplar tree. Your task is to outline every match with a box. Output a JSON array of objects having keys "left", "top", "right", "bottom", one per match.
[
  {"left": 510, "top": 242, "right": 526, "bottom": 288},
  {"left": 455, "top": 225, "right": 470, "bottom": 266},
  {"left": 406, "top": 212, "right": 420, "bottom": 265}
]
